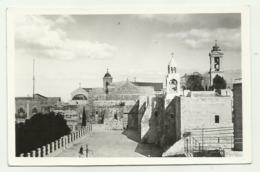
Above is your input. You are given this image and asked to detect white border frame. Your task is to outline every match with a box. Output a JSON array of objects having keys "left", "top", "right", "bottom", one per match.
[{"left": 7, "top": 6, "right": 251, "bottom": 166}]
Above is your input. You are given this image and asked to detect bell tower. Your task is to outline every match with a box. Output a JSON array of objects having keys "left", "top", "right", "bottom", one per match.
[
  {"left": 209, "top": 40, "right": 224, "bottom": 87},
  {"left": 103, "top": 68, "right": 113, "bottom": 94},
  {"left": 166, "top": 52, "right": 180, "bottom": 101}
]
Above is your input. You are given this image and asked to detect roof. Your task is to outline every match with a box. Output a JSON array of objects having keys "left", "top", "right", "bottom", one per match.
[
  {"left": 47, "top": 97, "right": 61, "bottom": 101},
  {"left": 34, "top": 93, "right": 47, "bottom": 99},
  {"left": 131, "top": 82, "right": 163, "bottom": 91},
  {"left": 82, "top": 88, "right": 93, "bottom": 92},
  {"left": 104, "top": 71, "right": 112, "bottom": 78},
  {"left": 15, "top": 97, "right": 33, "bottom": 100}
]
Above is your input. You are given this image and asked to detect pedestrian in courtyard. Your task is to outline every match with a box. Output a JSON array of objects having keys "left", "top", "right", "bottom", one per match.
[
  {"left": 79, "top": 146, "right": 84, "bottom": 157},
  {"left": 85, "top": 144, "right": 89, "bottom": 157}
]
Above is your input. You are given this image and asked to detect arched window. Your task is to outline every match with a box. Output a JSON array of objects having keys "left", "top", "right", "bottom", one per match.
[
  {"left": 72, "top": 94, "right": 87, "bottom": 100},
  {"left": 17, "top": 107, "right": 26, "bottom": 117},
  {"left": 18, "top": 107, "right": 25, "bottom": 113},
  {"left": 32, "top": 107, "right": 38, "bottom": 114},
  {"left": 114, "top": 113, "right": 118, "bottom": 120}
]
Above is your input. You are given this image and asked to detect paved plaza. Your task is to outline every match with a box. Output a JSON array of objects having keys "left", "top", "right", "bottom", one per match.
[{"left": 56, "top": 129, "right": 163, "bottom": 157}]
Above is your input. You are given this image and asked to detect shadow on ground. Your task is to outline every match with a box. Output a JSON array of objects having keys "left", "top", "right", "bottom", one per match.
[{"left": 122, "top": 129, "right": 163, "bottom": 157}]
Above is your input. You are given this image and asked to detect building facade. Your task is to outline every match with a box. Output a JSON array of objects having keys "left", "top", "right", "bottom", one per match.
[
  {"left": 69, "top": 70, "right": 164, "bottom": 131},
  {"left": 15, "top": 94, "right": 61, "bottom": 123}
]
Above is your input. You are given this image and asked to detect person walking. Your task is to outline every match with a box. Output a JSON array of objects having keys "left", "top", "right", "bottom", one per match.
[
  {"left": 79, "top": 146, "right": 84, "bottom": 157},
  {"left": 85, "top": 144, "right": 89, "bottom": 157}
]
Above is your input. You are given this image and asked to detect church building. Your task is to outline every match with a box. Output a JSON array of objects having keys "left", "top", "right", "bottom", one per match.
[{"left": 69, "top": 68, "right": 163, "bottom": 130}]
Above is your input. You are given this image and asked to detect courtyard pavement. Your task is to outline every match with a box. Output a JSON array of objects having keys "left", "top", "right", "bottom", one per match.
[{"left": 55, "top": 129, "right": 163, "bottom": 157}]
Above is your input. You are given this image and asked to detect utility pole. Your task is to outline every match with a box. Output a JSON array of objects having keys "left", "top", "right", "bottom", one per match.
[{"left": 33, "top": 58, "right": 35, "bottom": 99}]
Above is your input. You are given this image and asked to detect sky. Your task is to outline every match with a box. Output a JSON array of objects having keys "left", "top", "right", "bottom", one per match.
[{"left": 14, "top": 13, "right": 241, "bottom": 101}]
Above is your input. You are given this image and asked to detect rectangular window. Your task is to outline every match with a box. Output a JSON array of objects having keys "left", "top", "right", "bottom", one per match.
[
  {"left": 215, "top": 115, "right": 220, "bottom": 123},
  {"left": 154, "top": 111, "right": 158, "bottom": 118}
]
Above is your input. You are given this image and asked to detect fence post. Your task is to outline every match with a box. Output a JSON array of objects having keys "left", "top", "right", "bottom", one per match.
[
  {"left": 231, "top": 136, "right": 233, "bottom": 149},
  {"left": 51, "top": 142, "right": 55, "bottom": 153},
  {"left": 20, "top": 153, "right": 24, "bottom": 157},
  {"left": 47, "top": 144, "right": 50, "bottom": 155},
  {"left": 55, "top": 140, "right": 59, "bottom": 150},
  {"left": 76, "top": 131, "right": 79, "bottom": 139},
  {"left": 201, "top": 128, "right": 204, "bottom": 152},
  {"left": 186, "top": 138, "right": 189, "bottom": 154},
  {"left": 63, "top": 137, "right": 66, "bottom": 149},
  {"left": 42, "top": 146, "right": 46, "bottom": 157},
  {"left": 27, "top": 152, "right": 31, "bottom": 157},
  {"left": 32, "top": 150, "right": 36, "bottom": 157},
  {"left": 69, "top": 134, "right": 72, "bottom": 143},
  {"left": 37, "top": 148, "right": 41, "bottom": 157},
  {"left": 59, "top": 138, "right": 63, "bottom": 148},
  {"left": 64, "top": 135, "right": 68, "bottom": 147}
]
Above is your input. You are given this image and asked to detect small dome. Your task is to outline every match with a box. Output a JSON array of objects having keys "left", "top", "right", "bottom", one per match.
[
  {"left": 104, "top": 70, "right": 112, "bottom": 78},
  {"left": 104, "top": 72, "right": 111, "bottom": 77},
  {"left": 212, "top": 40, "right": 221, "bottom": 52}
]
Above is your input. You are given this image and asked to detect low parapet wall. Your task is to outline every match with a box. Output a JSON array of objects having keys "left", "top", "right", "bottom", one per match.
[{"left": 19, "top": 124, "right": 92, "bottom": 157}]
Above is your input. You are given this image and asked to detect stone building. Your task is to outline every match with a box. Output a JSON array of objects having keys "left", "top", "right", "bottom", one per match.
[
  {"left": 138, "top": 51, "right": 234, "bottom": 155},
  {"left": 69, "top": 69, "right": 163, "bottom": 131},
  {"left": 15, "top": 93, "right": 61, "bottom": 123},
  {"left": 233, "top": 78, "right": 243, "bottom": 151}
]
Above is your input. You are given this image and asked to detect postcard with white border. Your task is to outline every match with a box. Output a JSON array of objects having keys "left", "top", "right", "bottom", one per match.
[{"left": 7, "top": 6, "right": 251, "bottom": 166}]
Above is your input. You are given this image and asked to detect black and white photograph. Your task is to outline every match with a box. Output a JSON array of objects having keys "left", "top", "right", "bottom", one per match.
[{"left": 7, "top": 7, "right": 251, "bottom": 165}]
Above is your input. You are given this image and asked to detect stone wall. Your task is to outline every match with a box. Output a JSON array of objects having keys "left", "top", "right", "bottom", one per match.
[
  {"left": 233, "top": 82, "right": 242, "bottom": 151},
  {"left": 160, "top": 96, "right": 180, "bottom": 149},
  {"left": 159, "top": 92, "right": 233, "bottom": 150},
  {"left": 140, "top": 96, "right": 164, "bottom": 145},
  {"left": 92, "top": 100, "right": 139, "bottom": 130},
  {"left": 179, "top": 96, "right": 233, "bottom": 135}
]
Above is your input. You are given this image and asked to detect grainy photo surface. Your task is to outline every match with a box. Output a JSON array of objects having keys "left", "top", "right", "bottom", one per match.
[{"left": 7, "top": 8, "right": 250, "bottom": 165}]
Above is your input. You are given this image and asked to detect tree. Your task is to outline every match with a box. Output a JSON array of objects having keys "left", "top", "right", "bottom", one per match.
[
  {"left": 15, "top": 112, "right": 71, "bottom": 156},
  {"left": 213, "top": 75, "right": 227, "bottom": 90},
  {"left": 186, "top": 74, "right": 204, "bottom": 91},
  {"left": 82, "top": 106, "right": 86, "bottom": 127}
]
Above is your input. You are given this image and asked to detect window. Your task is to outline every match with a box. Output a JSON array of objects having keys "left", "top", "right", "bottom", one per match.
[
  {"left": 214, "top": 57, "right": 220, "bottom": 71},
  {"left": 72, "top": 94, "right": 87, "bottom": 100},
  {"left": 32, "top": 107, "right": 38, "bottom": 114},
  {"left": 154, "top": 111, "right": 158, "bottom": 118},
  {"left": 170, "top": 113, "right": 175, "bottom": 119},
  {"left": 114, "top": 113, "right": 118, "bottom": 120},
  {"left": 18, "top": 107, "right": 25, "bottom": 113},
  {"left": 215, "top": 115, "right": 220, "bottom": 123}
]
